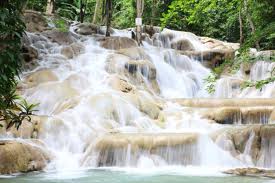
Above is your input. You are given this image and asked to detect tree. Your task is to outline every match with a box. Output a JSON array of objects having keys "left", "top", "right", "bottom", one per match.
[
  {"left": 46, "top": 0, "right": 55, "bottom": 14},
  {"left": 0, "top": 0, "right": 37, "bottom": 129},
  {"left": 136, "top": 0, "right": 144, "bottom": 45},
  {"left": 102, "top": 0, "right": 113, "bottom": 36},
  {"left": 92, "top": 0, "right": 102, "bottom": 24}
]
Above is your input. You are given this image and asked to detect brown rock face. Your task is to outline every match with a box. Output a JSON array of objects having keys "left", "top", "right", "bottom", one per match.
[
  {"left": 23, "top": 10, "right": 48, "bottom": 32},
  {"left": 0, "top": 140, "right": 50, "bottom": 174},
  {"left": 42, "top": 29, "right": 77, "bottom": 45},
  {"left": 22, "top": 45, "right": 38, "bottom": 63},
  {"left": 212, "top": 125, "right": 275, "bottom": 166},
  {"left": 180, "top": 49, "right": 235, "bottom": 69},
  {"left": 74, "top": 23, "right": 101, "bottom": 35},
  {"left": 98, "top": 37, "right": 138, "bottom": 50},
  {"left": 224, "top": 167, "right": 275, "bottom": 178},
  {"left": 171, "top": 39, "right": 195, "bottom": 51},
  {"left": 61, "top": 42, "right": 85, "bottom": 59}
]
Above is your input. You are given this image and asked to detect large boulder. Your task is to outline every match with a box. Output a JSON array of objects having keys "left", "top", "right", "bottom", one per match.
[
  {"left": 61, "top": 42, "right": 85, "bottom": 59},
  {"left": 180, "top": 49, "right": 235, "bottom": 69},
  {"left": 23, "top": 10, "right": 49, "bottom": 32},
  {"left": 74, "top": 23, "right": 101, "bottom": 35},
  {"left": 106, "top": 52, "right": 159, "bottom": 93},
  {"left": 42, "top": 29, "right": 77, "bottom": 45},
  {"left": 22, "top": 69, "right": 58, "bottom": 88},
  {"left": 171, "top": 39, "right": 195, "bottom": 51},
  {"left": 201, "top": 107, "right": 273, "bottom": 124},
  {"left": 117, "top": 47, "right": 151, "bottom": 60},
  {"left": 98, "top": 37, "right": 138, "bottom": 50},
  {"left": 224, "top": 168, "right": 275, "bottom": 178},
  {"left": 0, "top": 140, "right": 50, "bottom": 174},
  {"left": 212, "top": 125, "right": 275, "bottom": 166},
  {"left": 199, "top": 37, "right": 240, "bottom": 51}
]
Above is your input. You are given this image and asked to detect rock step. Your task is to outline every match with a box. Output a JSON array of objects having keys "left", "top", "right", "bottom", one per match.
[
  {"left": 173, "top": 98, "right": 275, "bottom": 108},
  {"left": 200, "top": 106, "right": 274, "bottom": 124}
]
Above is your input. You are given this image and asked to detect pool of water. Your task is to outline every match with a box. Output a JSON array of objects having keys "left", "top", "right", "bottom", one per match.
[{"left": 0, "top": 169, "right": 272, "bottom": 183}]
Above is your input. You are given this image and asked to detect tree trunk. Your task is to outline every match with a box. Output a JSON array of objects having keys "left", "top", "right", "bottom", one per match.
[
  {"left": 105, "top": 0, "right": 112, "bottom": 37},
  {"left": 79, "top": 0, "right": 85, "bottom": 23},
  {"left": 244, "top": 0, "right": 260, "bottom": 50},
  {"left": 46, "top": 0, "right": 54, "bottom": 15},
  {"left": 239, "top": 9, "right": 244, "bottom": 45},
  {"left": 151, "top": 0, "right": 157, "bottom": 26},
  {"left": 93, "top": 0, "right": 101, "bottom": 24},
  {"left": 136, "top": 0, "right": 144, "bottom": 46}
]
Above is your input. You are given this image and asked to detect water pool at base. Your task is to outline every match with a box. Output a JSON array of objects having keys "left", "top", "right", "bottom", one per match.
[{"left": 0, "top": 169, "right": 272, "bottom": 183}]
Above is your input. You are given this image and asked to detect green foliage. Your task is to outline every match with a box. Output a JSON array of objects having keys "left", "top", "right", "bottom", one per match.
[
  {"left": 26, "top": 0, "right": 47, "bottom": 12},
  {"left": 0, "top": 0, "right": 38, "bottom": 130},
  {"left": 53, "top": 18, "right": 69, "bottom": 32}
]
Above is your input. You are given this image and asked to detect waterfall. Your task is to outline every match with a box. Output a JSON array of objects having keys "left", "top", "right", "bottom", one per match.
[{"left": 1, "top": 24, "right": 274, "bottom": 176}]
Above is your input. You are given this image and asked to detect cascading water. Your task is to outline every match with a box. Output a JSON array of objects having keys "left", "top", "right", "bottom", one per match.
[{"left": 1, "top": 24, "right": 275, "bottom": 180}]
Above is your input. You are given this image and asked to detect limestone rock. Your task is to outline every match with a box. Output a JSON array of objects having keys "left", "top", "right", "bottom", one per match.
[
  {"left": 106, "top": 53, "right": 159, "bottom": 93},
  {"left": 200, "top": 37, "right": 240, "bottom": 51},
  {"left": 180, "top": 49, "right": 235, "bottom": 69},
  {"left": 108, "top": 75, "right": 134, "bottom": 93},
  {"left": 98, "top": 36, "right": 138, "bottom": 50},
  {"left": 171, "top": 39, "right": 195, "bottom": 51},
  {"left": 0, "top": 140, "right": 50, "bottom": 174},
  {"left": 22, "top": 45, "right": 38, "bottom": 63},
  {"left": 117, "top": 47, "right": 151, "bottom": 61},
  {"left": 23, "top": 10, "right": 49, "bottom": 32},
  {"left": 42, "top": 29, "right": 77, "bottom": 45},
  {"left": 61, "top": 42, "right": 84, "bottom": 59},
  {"left": 23, "top": 69, "right": 58, "bottom": 88},
  {"left": 75, "top": 23, "right": 100, "bottom": 35},
  {"left": 224, "top": 168, "right": 275, "bottom": 178}
]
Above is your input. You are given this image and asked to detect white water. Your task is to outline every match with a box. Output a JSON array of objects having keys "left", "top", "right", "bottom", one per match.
[{"left": 2, "top": 27, "right": 275, "bottom": 176}]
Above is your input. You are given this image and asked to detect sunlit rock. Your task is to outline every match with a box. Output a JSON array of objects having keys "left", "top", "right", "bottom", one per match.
[
  {"left": 74, "top": 23, "right": 101, "bottom": 35},
  {"left": 23, "top": 69, "right": 58, "bottom": 88},
  {"left": 42, "top": 29, "right": 78, "bottom": 45},
  {"left": 224, "top": 167, "right": 275, "bottom": 178},
  {"left": 98, "top": 36, "right": 138, "bottom": 50},
  {"left": 0, "top": 140, "right": 51, "bottom": 174},
  {"left": 171, "top": 39, "right": 195, "bottom": 51},
  {"left": 61, "top": 42, "right": 85, "bottom": 59},
  {"left": 23, "top": 10, "right": 49, "bottom": 32},
  {"left": 93, "top": 133, "right": 198, "bottom": 167}
]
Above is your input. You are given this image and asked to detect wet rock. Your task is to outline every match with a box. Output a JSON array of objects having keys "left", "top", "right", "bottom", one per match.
[
  {"left": 61, "top": 42, "right": 85, "bottom": 59},
  {"left": 108, "top": 75, "right": 134, "bottom": 93},
  {"left": 25, "top": 80, "right": 79, "bottom": 115},
  {"left": 224, "top": 168, "right": 275, "bottom": 178},
  {"left": 92, "top": 133, "right": 198, "bottom": 167},
  {"left": 174, "top": 98, "right": 275, "bottom": 108},
  {"left": 42, "top": 29, "right": 77, "bottom": 45},
  {"left": 23, "top": 10, "right": 49, "bottom": 32},
  {"left": 23, "top": 69, "right": 58, "bottom": 88},
  {"left": 117, "top": 47, "right": 151, "bottom": 60},
  {"left": 212, "top": 125, "right": 275, "bottom": 165},
  {"left": 180, "top": 49, "right": 235, "bottom": 69},
  {"left": 142, "top": 25, "right": 161, "bottom": 37},
  {"left": 74, "top": 23, "right": 101, "bottom": 35},
  {"left": 240, "top": 62, "right": 252, "bottom": 77},
  {"left": 201, "top": 107, "right": 273, "bottom": 124},
  {"left": 125, "top": 91, "right": 163, "bottom": 119},
  {"left": 22, "top": 45, "right": 38, "bottom": 63},
  {"left": 0, "top": 140, "right": 50, "bottom": 174},
  {"left": 199, "top": 37, "right": 240, "bottom": 51},
  {"left": 171, "top": 39, "right": 195, "bottom": 51},
  {"left": 98, "top": 36, "right": 138, "bottom": 50},
  {"left": 106, "top": 53, "right": 159, "bottom": 93}
]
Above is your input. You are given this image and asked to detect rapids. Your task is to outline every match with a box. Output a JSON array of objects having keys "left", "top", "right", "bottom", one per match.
[{"left": 1, "top": 24, "right": 275, "bottom": 180}]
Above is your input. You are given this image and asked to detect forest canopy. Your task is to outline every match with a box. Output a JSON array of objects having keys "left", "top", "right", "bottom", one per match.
[{"left": 25, "top": 0, "right": 275, "bottom": 50}]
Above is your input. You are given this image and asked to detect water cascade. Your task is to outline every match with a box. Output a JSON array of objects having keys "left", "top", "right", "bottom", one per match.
[{"left": 1, "top": 20, "right": 275, "bottom": 178}]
